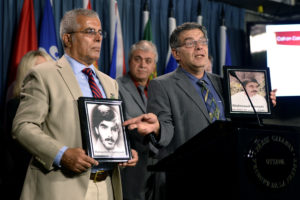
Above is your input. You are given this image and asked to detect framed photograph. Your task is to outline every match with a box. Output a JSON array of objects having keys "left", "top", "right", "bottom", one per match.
[
  {"left": 78, "top": 97, "right": 131, "bottom": 162},
  {"left": 223, "top": 66, "right": 272, "bottom": 118}
]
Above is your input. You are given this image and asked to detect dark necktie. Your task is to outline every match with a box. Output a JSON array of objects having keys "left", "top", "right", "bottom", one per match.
[
  {"left": 198, "top": 80, "right": 220, "bottom": 122},
  {"left": 137, "top": 85, "right": 147, "bottom": 106},
  {"left": 82, "top": 68, "right": 103, "bottom": 98}
]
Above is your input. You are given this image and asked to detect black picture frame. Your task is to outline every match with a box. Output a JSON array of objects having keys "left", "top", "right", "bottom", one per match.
[
  {"left": 223, "top": 66, "right": 272, "bottom": 119},
  {"left": 78, "top": 97, "right": 131, "bottom": 162}
]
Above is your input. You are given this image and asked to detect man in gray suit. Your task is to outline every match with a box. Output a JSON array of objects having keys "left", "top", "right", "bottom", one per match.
[
  {"left": 124, "top": 22, "right": 277, "bottom": 199},
  {"left": 140, "top": 22, "right": 226, "bottom": 160},
  {"left": 12, "top": 8, "right": 137, "bottom": 200},
  {"left": 123, "top": 22, "right": 225, "bottom": 200},
  {"left": 117, "top": 40, "right": 157, "bottom": 200},
  {"left": 125, "top": 22, "right": 277, "bottom": 160}
]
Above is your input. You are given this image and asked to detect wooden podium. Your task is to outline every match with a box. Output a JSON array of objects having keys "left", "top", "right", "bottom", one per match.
[{"left": 148, "top": 121, "right": 300, "bottom": 200}]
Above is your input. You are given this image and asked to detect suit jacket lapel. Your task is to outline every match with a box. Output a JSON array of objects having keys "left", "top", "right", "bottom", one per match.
[
  {"left": 95, "top": 70, "right": 117, "bottom": 99},
  {"left": 122, "top": 73, "right": 146, "bottom": 112},
  {"left": 174, "top": 68, "right": 211, "bottom": 121},
  {"left": 56, "top": 56, "right": 82, "bottom": 100}
]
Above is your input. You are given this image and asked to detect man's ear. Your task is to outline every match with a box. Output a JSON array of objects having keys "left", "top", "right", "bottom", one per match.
[
  {"left": 95, "top": 127, "right": 100, "bottom": 137},
  {"left": 171, "top": 48, "right": 180, "bottom": 62},
  {"left": 62, "top": 34, "right": 72, "bottom": 48}
]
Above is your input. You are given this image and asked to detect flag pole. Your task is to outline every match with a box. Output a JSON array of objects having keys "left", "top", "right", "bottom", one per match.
[
  {"left": 219, "top": 7, "right": 226, "bottom": 76},
  {"left": 109, "top": 0, "right": 126, "bottom": 78},
  {"left": 142, "top": 1, "right": 149, "bottom": 33},
  {"left": 197, "top": 0, "right": 202, "bottom": 25}
]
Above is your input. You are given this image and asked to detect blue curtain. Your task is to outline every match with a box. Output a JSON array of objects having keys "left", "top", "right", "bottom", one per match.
[{"left": 0, "top": 0, "right": 245, "bottom": 115}]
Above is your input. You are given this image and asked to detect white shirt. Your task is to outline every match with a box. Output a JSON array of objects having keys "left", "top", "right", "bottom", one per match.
[{"left": 231, "top": 92, "right": 268, "bottom": 112}]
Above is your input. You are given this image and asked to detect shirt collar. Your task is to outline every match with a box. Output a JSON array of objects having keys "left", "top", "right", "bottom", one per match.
[
  {"left": 129, "top": 72, "right": 149, "bottom": 89},
  {"left": 180, "top": 67, "right": 209, "bottom": 84},
  {"left": 65, "top": 54, "right": 96, "bottom": 75}
]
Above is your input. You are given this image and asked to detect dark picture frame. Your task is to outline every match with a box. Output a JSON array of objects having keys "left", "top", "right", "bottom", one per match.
[
  {"left": 78, "top": 97, "right": 131, "bottom": 162},
  {"left": 223, "top": 66, "right": 272, "bottom": 118}
]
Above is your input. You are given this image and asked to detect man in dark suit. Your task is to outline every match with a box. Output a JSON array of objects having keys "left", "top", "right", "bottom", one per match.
[
  {"left": 117, "top": 40, "right": 157, "bottom": 200},
  {"left": 124, "top": 22, "right": 277, "bottom": 199}
]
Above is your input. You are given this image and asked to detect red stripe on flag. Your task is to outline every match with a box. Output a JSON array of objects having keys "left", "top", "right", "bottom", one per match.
[
  {"left": 8, "top": 0, "right": 38, "bottom": 86},
  {"left": 87, "top": 1, "right": 92, "bottom": 9}
]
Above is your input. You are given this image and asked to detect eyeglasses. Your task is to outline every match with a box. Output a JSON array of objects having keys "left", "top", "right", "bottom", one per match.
[
  {"left": 178, "top": 38, "right": 208, "bottom": 48},
  {"left": 69, "top": 28, "right": 107, "bottom": 38}
]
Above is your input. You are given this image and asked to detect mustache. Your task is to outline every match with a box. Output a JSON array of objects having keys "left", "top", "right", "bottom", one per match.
[{"left": 104, "top": 138, "right": 115, "bottom": 143}]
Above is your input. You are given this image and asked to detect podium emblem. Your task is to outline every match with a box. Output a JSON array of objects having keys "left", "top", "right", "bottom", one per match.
[{"left": 246, "top": 135, "right": 297, "bottom": 189}]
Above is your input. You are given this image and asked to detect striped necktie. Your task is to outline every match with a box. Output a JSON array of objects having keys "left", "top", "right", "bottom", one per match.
[
  {"left": 82, "top": 68, "right": 103, "bottom": 98},
  {"left": 198, "top": 80, "right": 220, "bottom": 122}
]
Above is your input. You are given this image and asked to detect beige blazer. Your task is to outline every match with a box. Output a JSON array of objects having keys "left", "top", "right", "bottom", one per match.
[{"left": 12, "top": 56, "right": 122, "bottom": 200}]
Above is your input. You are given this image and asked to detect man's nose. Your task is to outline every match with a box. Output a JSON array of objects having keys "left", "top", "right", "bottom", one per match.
[
  {"left": 138, "top": 59, "right": 147, "bottom": 67},
  {"left": 195, "top": 42, "right": 204, "bottom": 50},
  {"left": 94, "top": 33, "right": 102, "bottom": 42}
]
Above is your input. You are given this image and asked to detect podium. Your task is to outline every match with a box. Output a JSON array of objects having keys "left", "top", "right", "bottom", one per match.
[{"left": 148, "top": 121, "right": 300, "bottom": 200}]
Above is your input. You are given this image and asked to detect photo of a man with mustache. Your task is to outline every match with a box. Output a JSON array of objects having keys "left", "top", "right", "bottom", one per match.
[
  {"left": 90, "top": 104, "right": 124, "bottom": 154},
  {"left": 231, "top": 77, "right": 268, "bottom": 112}
]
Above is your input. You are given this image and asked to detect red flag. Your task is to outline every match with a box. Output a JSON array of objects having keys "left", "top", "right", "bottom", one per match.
[
  {"left": 7, "top": 0, "right": 38, "bottom": 86},
  {"left": 83, "top": 0, "right": 92, "bottom": 9}
]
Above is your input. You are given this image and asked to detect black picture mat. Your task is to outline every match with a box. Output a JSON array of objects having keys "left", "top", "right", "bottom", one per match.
[
  {"left": 78, "top": 97, "right": 131, "bottom": 162},
  {"left": 222, "top": 66, "right": 273, "bottom": 120}
]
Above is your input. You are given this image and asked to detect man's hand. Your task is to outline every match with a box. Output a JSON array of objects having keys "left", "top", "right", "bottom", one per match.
[
  {"left": 60, "top": 148, "right": 98, "bottom": 173},
  {"left": 270, "top": 89, "right": 277, "bottom": 107},
  {"left": 123, "top": 113, "right": 160, "bottom": 136},
  {"left": 119, "top": 149, "right": 138, "bottom": 167}
]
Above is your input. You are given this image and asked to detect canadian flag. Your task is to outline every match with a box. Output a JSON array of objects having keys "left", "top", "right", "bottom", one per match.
[{"left": 7, "top": 0, "right": 38, "bottom": 88}]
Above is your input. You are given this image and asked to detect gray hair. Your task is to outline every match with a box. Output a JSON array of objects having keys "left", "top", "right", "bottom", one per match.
[
  {"left": 170, "top": 22, "right": 208, "bottom": 49},
  {"left": 60, "top": 8, "right": 99, "bottom": 45},
  {"left": 129, "top": 40, "right": 158, "bottom": 63}
]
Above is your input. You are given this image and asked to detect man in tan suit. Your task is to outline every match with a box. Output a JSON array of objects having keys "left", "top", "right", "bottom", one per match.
[{"left": 12, "top": 8, "right": 137, "bottom": 200}]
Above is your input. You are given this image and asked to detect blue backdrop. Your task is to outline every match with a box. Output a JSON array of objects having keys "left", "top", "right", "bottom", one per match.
[{"left": 0, "top": 0, "right": 245, "bottom": 116}]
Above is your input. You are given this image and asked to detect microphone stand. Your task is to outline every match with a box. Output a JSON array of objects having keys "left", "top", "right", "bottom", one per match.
[{"left": 229, "top": 71, "right": 262, "bottom": 126}]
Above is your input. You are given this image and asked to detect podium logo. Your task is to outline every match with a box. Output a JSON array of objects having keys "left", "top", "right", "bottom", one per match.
[
  {"left": 265, "top": 158, "right": 285, "bottom": 165},
  {"left": 246, "top": 135, "right": 297, "bottom": 189}
]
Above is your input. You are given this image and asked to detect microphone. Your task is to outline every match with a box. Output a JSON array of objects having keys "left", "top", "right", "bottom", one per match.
[{"left": 229, "top": 71, "right": 262, "bottom": 126}]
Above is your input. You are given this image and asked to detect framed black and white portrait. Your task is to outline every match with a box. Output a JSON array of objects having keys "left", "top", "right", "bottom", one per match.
[
  {"left": 78, "top": 97, "right": 131, "bottom": 162},
  {"left": 223, "top": 66, "right": 272, "bottom": 118}
]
